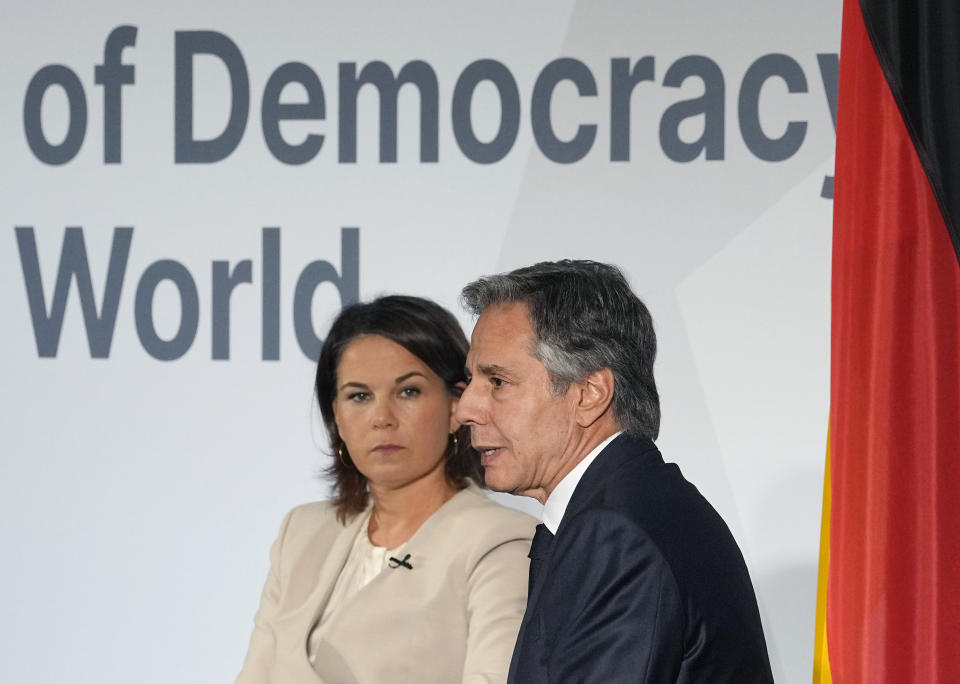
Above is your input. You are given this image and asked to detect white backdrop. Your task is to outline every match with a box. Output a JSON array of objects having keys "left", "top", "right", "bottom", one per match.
[{"left": 1, "top": 2, "right": 839, "bottom": 682}]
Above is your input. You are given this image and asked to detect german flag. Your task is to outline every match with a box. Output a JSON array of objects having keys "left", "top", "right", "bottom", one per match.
[{"left": 814, "top": 0, "right": 960, "bottom": 682}]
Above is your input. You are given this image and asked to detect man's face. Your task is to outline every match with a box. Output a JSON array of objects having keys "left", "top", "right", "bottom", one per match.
[{"left": 456, "top": 302, "right": 580, "bottom": 499}]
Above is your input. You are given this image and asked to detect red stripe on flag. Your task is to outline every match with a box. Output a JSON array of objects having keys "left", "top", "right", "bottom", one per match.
[{"left": 828, "top": 0, "right": 960, "bottom": 682}]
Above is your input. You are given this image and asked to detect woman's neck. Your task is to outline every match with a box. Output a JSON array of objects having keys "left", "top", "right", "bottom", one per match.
[{"left": 367, "top": 469, "right": 460, "bottom": 549}]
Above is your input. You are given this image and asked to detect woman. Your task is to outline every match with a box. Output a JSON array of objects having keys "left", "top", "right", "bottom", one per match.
[{"left": 237, "top": 295, "right": 536, "bottom": 684}]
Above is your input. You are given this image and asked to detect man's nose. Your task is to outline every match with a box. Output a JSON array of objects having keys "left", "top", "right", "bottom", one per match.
[{"left": 455, "top": 379, "right": 483, "bottom": 426}]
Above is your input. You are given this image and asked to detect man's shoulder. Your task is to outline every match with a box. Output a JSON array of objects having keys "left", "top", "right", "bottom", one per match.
[
  {"left": 581, "top": 436, "right": 712, "bottom": 515},
  {"left": 572, "top": 440, "right": 748, "bottom": 586},
  {"left": 579, "top": 436, "right": 698, "bottom": 518},
  {"left": 549, "top": 438, "right": 772, "bottom": 682}
]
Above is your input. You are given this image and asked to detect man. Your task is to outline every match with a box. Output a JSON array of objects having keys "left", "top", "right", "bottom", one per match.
[{"left": 456, "top": 260, "right": 773, "bottom": 683}]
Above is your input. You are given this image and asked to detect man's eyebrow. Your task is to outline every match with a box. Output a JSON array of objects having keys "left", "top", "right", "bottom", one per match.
[{"left": 477, "top": 363, "right": 509, "bottom": 376}]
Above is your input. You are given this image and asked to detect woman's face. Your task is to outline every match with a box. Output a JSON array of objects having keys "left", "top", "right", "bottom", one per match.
[{"left": 333, "top": 334, "right": 461, "bottom": 493}]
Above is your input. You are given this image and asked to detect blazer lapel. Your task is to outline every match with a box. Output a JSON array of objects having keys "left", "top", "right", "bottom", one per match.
[
  {"left": 314, "top": 486, "right": 479, "bottom": 635},
  {"left": 300, "top": 508, "right": 369, "bottom": 630},
  {"left": 354, "top": 485, "right": 475, "bottom": 581},
  {"left": 265, "top": 507, "right": 369, "bottom": 684},
  {"left": 311, "top": 487, "right": 481, "bottom": 681}
]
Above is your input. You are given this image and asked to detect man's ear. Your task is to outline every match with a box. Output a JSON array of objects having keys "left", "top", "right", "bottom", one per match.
[
  {"left": 574, "top": 368, "right": 615, "bottom": 428},
  {"left": 449, "top": 381, "right": 467, "bottom": 433}
]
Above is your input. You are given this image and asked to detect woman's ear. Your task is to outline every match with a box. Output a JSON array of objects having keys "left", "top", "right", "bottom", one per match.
[{"left": 449, "top": 381, "right": 467, "bottom": 433}]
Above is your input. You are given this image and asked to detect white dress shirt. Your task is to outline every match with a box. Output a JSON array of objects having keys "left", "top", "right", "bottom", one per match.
[{"left": 541, "top": 431, "right": 622, "bottom": 534}]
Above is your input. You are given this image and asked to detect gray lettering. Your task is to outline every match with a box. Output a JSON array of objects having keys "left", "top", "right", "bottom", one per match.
[
  {"left": 451, "top": 59, "right": 520, "bottom": 164},
  {"left": 174, "top": 30, "right": 249, "bottom": 163},
  {"left": 262, "top": 227, "right": 281, "bottom": 360},
  {"left": 659, "top": 55, "right": 725, "bottom": 162},
  {"left": 94, "top": 25, "right": 137, "bottom": 163},
  {"left": 15, "top": 226, "right": 131, "bottom": 357},
  {"left": 818, "top": 53, "right": 839, "bottom": 198},
  {"left": 338, "top": 61, "right": 438, "bottom": 163},
  {"left": 262, "top": 62, "right": 325, "bottom": 165},
  {"left": 610, "top": 57, "right": 655, "bottom": 162},
  {"left": 531, "top": 58, "right": 597, "bottom": 164},
  {"left": 212, "top": 260, "right": 252, "bottom": 360},
  {"left": 293, "top": 227, "right": 359, "bottom": 361},
  {"left": 739, "top": 53, "right": 808, "bottom": 162},
  {"left": 135, "top": 260, "right": 200, "bottom": 360},
  {"left": 23, "top": 65, "right": 87, "bottom": 165}
]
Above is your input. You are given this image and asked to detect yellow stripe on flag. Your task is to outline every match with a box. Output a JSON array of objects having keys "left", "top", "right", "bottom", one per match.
[{"left": 813, "top": 433, "right": 832, "bottom": 684}]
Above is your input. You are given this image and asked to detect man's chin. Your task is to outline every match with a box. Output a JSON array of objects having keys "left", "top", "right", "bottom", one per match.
[{"left": 481, "top": 466, "right": 513, "bottom": 494}]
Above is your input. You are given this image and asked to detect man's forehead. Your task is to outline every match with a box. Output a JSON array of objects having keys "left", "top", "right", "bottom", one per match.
[
  {"left": 472, "top": 301, "right": 532, "bottom": 339},
  {"left": 467, "top": 302, "right": 538, "bottom": 367}
]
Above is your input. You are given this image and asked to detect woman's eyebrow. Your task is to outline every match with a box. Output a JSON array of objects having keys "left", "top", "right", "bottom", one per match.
[
  {"left": 395, "top": 371, "right": 428, "bottom": 383},
  {"left": 338, "top": 380, "right": 370, "bottom": 391}
]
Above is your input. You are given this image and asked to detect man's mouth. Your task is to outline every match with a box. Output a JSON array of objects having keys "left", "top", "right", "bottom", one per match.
[{"left": 477, "top": 447, "right": 503, "bottom": 465}]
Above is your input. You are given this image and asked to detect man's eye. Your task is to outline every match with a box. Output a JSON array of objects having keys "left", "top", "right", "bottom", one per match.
[{"left": 491, "top": 377, "right": 505, "bottom": 388}]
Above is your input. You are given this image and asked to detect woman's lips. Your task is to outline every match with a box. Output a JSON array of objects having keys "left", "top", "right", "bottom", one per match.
[{"left": 372, "top": 444, "right": 404, "bottom": 453}]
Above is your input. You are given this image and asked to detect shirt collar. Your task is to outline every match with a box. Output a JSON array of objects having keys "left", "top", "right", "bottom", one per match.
[{"left": 541, "top": 431, "right": 622, "bottom": 534}]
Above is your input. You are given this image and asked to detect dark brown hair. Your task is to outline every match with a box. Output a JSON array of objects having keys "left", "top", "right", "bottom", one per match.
[{"left": 315, "top": 295, "right": 483, "bottom": 522}]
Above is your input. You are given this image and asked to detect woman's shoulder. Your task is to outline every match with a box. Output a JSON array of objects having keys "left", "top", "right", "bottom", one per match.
[
  {"left": 284, "top": 499, "right": 337, "bottom": 524},
  {"left": 267, "top": 500, "right": 364, "bottom": 564},
  {"left": 427, "top": 487, "right": 536, "bottom": 578},
  {"left": 276, "top": 499, "right": 353, "bottom": 542},
  {"left": 443, "top": 485, "right": 538, "bottom": 540}
]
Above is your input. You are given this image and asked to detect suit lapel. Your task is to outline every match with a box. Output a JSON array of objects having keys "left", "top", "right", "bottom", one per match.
[
  {"left": 514, "top": 435, "right": 662, "bottom": 651},
  {"left": 560, "top": 433, "right": 661, "bottom": 532}
]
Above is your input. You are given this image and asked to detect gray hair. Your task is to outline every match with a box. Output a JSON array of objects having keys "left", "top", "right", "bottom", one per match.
[{"left": 461, "top": 260, "right": 660, "bottom": 440}]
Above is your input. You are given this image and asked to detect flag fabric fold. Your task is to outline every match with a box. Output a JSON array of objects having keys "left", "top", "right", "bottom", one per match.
[{"left": 815, "top": 0, "right": 960, "bottom": 682}]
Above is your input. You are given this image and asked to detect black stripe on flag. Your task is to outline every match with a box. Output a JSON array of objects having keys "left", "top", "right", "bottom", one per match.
[{"left": 860, "top": 0, "right": 960, "bottom": 262}]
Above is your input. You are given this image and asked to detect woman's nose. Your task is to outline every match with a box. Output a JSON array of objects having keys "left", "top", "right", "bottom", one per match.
[{"left": 372, "top": 401, "right": 397, "bottom": 429}]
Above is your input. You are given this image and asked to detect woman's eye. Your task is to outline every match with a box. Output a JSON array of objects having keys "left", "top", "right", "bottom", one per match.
[
  {"left": 347, "top": 392, "right": 369, "bottom": 402},
  {"left": 400, "top": 386, "right": 421, "bottom": 398}
]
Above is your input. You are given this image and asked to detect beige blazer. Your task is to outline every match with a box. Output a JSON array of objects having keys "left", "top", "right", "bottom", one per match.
[{"left": 236, "top": 486, "right": 536, "bottom": 684}]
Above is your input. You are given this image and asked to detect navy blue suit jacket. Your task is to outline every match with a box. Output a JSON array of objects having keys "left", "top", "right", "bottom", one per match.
[{"left": 507, "top": 434, "right": 774, "bottom": 683}]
